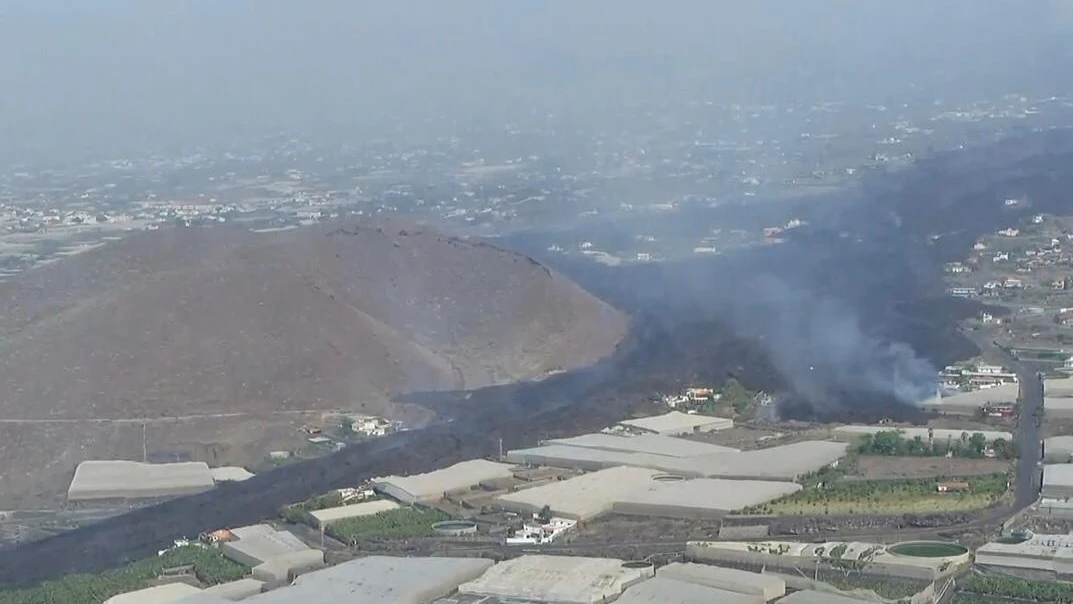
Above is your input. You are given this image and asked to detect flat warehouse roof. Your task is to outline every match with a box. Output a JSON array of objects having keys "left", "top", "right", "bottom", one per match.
[
  {"left": 222, "top": 527, "right": 309, "bottom": 566},
  {"left": 776, "top": 590, "right": 872, "bottom": 604},
  {"left": 1046, "top": 436, "right": 1073, "bottom": 457},
  {"left": 104, "top": 583, "right": 203, "bottom": 604},
  {"left": 498, "top": 466, "right": 662, "bottom": 520},
  {"left": 547, "top": 432, "right": 739, "bottom": 458},
  {"left": 1046, "top": 398, "right": 1073, "bottom": 412},
  {"left": 1046, "top": 377, "right": 1073, "bottom": 396},
  {"left": 309, "top": 499, "right": 399, "bottom": 526},
  {"left": 506, "top": 440, "right": 847, "bottom": 480},
  {"left": 613, "top": 478, "right": 801, "bottom": 514},
  {"left": 615, "top": 577, "right": 762, "bottom": 604},
  {"left": 656, "top": 563, "right": 784, "bottom": 599},
  {"left": 243, "top": 556, "right": 494, "bottom": 604},
  {"left": 675, "top": 441, "right": 849, "bottom": 480},
  {"left": 67, "top": 460, "right": 216, "bottom": 501},
  {"left": 619, "top": 411, "right": 732, "bottom": 434},
  {"left": 505, "top": 444, "right": 681, "bottom": 472},
  {"left": 373, "top": 459, "right": 516, "bottom": 501},
  {"left": 1044, "top": 464, "right": 1073, "bottom": 487},
  {"left": 458, "top": 555, "right": 648, "bottom": 604}
]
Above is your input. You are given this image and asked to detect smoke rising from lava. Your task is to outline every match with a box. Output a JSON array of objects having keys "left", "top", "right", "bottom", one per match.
[{"left": 724, "top": 273, "right": 938, "bottom": 411}]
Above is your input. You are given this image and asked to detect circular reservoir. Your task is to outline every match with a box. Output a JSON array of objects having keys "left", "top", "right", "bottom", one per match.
[
  {"left": 652, "top": 474, "right": 686, "bottom": 482},
  {"left": 431, "top": 520, "right": 478, "bottom": 536},
  {"left": 888, "top": 541, "right": 969, "bottom": 558}
]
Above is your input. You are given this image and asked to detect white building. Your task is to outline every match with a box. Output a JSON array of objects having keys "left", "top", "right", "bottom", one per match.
[{"left": 505, "top": 517, "right": 577, "bottom": 546}]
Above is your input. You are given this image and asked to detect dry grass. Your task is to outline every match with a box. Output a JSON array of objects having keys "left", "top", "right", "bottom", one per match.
[
  {"left": 764, "top": 493, "right": 1000, "bottom": 515},
  {"left": 853, "top": 455, "right": 1012, "bottom": 480}
]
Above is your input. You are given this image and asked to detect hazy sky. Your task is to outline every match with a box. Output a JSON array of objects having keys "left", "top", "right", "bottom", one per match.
[{"left": 1, "top": 1, "right": 1071, "bottom": 164}]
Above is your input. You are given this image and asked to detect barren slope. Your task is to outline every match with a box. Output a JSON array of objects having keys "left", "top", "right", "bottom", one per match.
[{"left": 0, "top": 220, "right": 625, "bottom": 503}]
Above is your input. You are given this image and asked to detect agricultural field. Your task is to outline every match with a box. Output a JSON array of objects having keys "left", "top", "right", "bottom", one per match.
[
  {"left": 325, "top": 506, "right": 449, "bottom": 545},
  {"left": 953, "top": 597, "right": 1028, "bottom": 604},
  {"left": 957, "top": 574, "right": 1073, "bottom": 604},
  {"left": 823, "top": 576, "right": 927, "bottom": 600},
  {"left": 853, "top": 455, "right": 1011, "bottom": 480},
  {"left": 0, "top": 545, "right": 248, "bottom": 604},
  {"left": 854, "top": 430, "right": 1018, "bottom": 460},
  {"left": 740, "top": 473, "right": 1009, "bottom": 515}
]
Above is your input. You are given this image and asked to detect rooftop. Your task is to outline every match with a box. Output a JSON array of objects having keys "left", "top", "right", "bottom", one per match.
[
  {"left": 1046, "top": 435, "right": 1073, "bottom": 449},
  {"left": 613, "top": 478, "right": 801, "bottom": 515},
  {"left": 457, "top": 555, "right": 649, "bottom": 604},
  {"left": 506, "top": 440, "right": 847, "bottom": 481},
  {"left": 977, "top": 533, "right": 1073, "bottom": 560},
  {"left": 1046, "top": 377, "right": 1073, "bottom": 397},
  {"left": 618, "top": 411, "right": 733, "bottom": 435},
  {"left": 1044, "top": 464, "right": 1073, "bottom": 487},
  {"left": 104, "top": 583, "right": 203, "bottom": 604},
  {"left": 673, "top": 441, "right": 848, "bottom": 480},
  {"left": 656, "top": 562, "right": 785, "bottom": 599},
  {"left": 615, "top": 577, "right": 761, "bottom": 604},
  {"left": 67, "top": 461, "right": 216, "bottom": 501},
  {"left": 221, "top": 525, "right": 310, "bottom": 567},
  {"left": 497, "top": 466, "right": 662, "bottom": 520},
  {"left": 546, "top": 432, "right": 738, "bottom": 458},
  {"left": 1046, "top": 398, "right": 1073, "bottom": 413},
  {"left": 309, "top": 499, "right": 399, "bottom": 526},
  {"left": 242, "top": 556, "right": 494, "bottom": 604},
  {"left": 505, "top": 444, "right": 674, "bottom": 473},
  {"left": 373, "top": 459, "right": 516, "bottom": 501},
  {"left": 775, "top": 590, "right": 872, "bottom": 604}
]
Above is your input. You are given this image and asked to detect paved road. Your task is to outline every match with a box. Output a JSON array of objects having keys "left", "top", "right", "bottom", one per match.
[
  {"left": 1013, "top": 366, "right": 1044, "bottom": 506},
  {"left": 971, "top": 333, "right": 1043, "bottom": 508}
]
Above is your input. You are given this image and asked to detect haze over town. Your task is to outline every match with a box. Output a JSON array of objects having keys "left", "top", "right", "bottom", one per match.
[{"left": 3, "top": 3, "right": 1073, "bottom": 604}]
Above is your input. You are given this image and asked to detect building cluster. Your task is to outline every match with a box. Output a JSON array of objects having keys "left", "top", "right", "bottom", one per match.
[
  {"left": 939, "top": 363, "right": 1018, "bottom": 390},
  {"left": 923, "top": 364, "right": 1020, "bottom": 416},
  {"left": 947, "top": 220, "right": 1073, "bottom": 300},
  {"left": 104, "top": 549, "right": 925, "bottom": 604}
]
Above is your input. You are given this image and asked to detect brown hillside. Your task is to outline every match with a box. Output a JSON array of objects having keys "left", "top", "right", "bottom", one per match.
[
  {"left": 0, "top": 221, "right": 627, "bottom": 420},
  {"left": 0, "top": 221, "right": 625, "bottom": 504}
]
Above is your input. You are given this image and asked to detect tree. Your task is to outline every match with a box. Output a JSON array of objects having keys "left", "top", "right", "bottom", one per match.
[
  {"left": 538, "top": 505, "right": 552, "bottom": 524},
  {"left": 340, "top": 416, "right": 354, "bottom": 433},
  {"left": 968, "top": 432, "right": 988, "bottom": 457},
  {"left": 871, "top": 430, "right": 904, "bottom": 456}
]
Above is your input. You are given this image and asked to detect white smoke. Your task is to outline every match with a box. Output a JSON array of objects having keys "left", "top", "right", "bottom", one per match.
[{"left": 725, "top": 274, "right": 937, "bottom": 408}]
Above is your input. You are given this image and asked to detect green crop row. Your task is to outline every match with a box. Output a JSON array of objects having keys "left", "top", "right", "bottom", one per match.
[
  {"left": 0, "top": 545, "right": 249, "bottom": 604},
  {"left": 326, "top": 506, "right": 449, "bottom": 544},
  {"left": 958, "top": 574, "right": 1073, "bottom": 603}
]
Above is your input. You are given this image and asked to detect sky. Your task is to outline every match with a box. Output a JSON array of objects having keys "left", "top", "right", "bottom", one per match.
[{"left": 1, "top": 1, "right": 1071, "bottom": 164}]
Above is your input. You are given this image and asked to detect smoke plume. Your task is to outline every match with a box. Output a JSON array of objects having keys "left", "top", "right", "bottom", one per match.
[{"left": 723, "top": 273, "right": 937, "bottom": 411}]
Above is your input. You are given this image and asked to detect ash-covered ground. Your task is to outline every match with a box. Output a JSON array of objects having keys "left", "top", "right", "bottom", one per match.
[{"left": 1, "top": 129, "right": 1072, "bottom": 587}]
